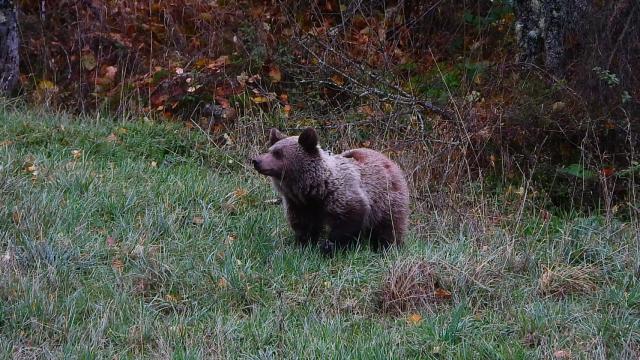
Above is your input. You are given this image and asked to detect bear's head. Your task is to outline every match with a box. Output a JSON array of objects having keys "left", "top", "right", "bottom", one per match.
[{"left": 251, "top": 127, "right": 320, "bottom": 179}]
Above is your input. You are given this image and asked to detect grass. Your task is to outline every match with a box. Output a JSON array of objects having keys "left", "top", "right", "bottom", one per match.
[{"left": 0, "top": 108, "right": 639, "bottom": 359}]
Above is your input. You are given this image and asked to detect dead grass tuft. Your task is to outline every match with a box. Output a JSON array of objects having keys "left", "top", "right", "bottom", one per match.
[
  {"left": 379, "top": 259, "right": 451, "bottom": 315},
  {"left": 538, "top": 264, "right": 602, "bottom": 298}
]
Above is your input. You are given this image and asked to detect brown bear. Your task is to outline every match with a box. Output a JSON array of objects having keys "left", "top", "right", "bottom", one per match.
[{"left": 251, "top": 127, "right": 410, "bottom": 254}]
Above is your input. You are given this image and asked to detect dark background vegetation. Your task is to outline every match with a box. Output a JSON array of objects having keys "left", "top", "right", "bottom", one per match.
[{"left": 6, "top": 0, "right": 640, "bottom": 215}]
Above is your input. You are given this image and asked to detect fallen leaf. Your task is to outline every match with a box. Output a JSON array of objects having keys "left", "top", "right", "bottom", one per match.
[
  {"left": 192, "top": 216, "right": 205, "bottom": 225},
  {"left": 175, "top": 67, "right": 184, "bottom": 75},
  {"left": 330, "top": 74, "right": 345, "bottom": 86},
  {"left": 233, "top": 188, "right": 248, "bottom": 198},
  {"left": 268, "top": 65, "right": 282, "bottom": 82},
  {"left": 71, "top": 149, "right": 82, "bottom": 159},
  {"left": 111, "top": 259, "right": 124, "bottom": 272},
  {"left": 0, "top": 140, "right": 14, "bottom": 147},
  {"left": 38, "top": 80, "right": 56, "bottom": 90},
  {"left": 12, "top": 211, "right": 21, "bottom": 225},
  {"left": 552, "top": 101, "right": 566, "bottom": 113},
  {"left": 225, "top": 234, "right": 237, "bottom": 244},
  {"left": 165, "top": 294, "right": 178, "bottom": 302},
  {"left": 207, "top": 56, "right": 229, "bottom": 70},
  {"left": 150, "top": 161, "right": 158, "bottom": 168},
  {"left": 81, "top": 54, "right": 97, "bottom": 71},
  {"left": 251, "top": 96, "right": 270, "bottom": 104},
  {"left": 600, "top": 167, "right": 615, "bottom": 177},
  {"left": 106, "top": 133, "right": 118, "bottom": 142},
  {"left": 218, "top": 277, "right": 228, "bottom": 288},
  {"left": 434, "top": 288, "right": 452, "bottom": 300},
  {"left": 407, "top": 313, "right": 423, "bottom": 325},
  {"left": 553, "top": 350, "right": 571, "bottom": 359}
]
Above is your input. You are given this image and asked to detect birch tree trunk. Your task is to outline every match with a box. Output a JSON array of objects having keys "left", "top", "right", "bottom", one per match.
[{"left": 0, "top": 0, "right": 19, "bottom": 96}]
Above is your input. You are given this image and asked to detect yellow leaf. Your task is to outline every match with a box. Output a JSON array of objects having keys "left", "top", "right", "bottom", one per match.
[
  {"left": 268, "top": 65, "right": 282, "bottom": 82},
  {"left": 233, "top": 188, "right": 248, "bottom": 198},
  {"left": 165, "top": 294, "right": 179, "bottom": 303},
  {"left": 38, "top": 80, "right": 55, "bottom": 90},
  {"left": 251, "top": 96, "right": 270, "bottom": 104},
  {"left": 150, "top": 161, "right": 157, "bottom": 168},
  {"left": 407, "top": 313, "right": 423, "bottom": 325}
]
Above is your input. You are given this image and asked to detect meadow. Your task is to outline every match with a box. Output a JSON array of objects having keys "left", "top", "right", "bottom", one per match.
[{"left": 1, "top": 108, "right": 639, "bottom": 359}]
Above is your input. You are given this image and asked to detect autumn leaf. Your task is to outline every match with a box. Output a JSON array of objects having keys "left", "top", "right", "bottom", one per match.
[
  {"left": 218, "top": 277, "right": 228, "bottom": 288},
  {"left": 0, "top": 140, "right": 14, "bottom": 147},
  {"left": 600, "top": 167, "right": 615, "bottom": 177},
  {"left": 553, "top": 350, "right": 571, "bottom": 359},
  {"left": 38, "top": 80, "right": 56, "bottom": 90},
  {"left": 233, "top": 188, "right": 248, "bottom": 198},
  {"left": 251, "top": 96, "right": 270, "bottom": 104},
  {"left": 165, "top": 294, "right": 179, "bottom": 303},
  {"left": 330, "top": 74, "right": 345, "bottom": 86},
  {"left": 207, "top": 55, "right": 229, "bottom": 70},
  {"left": 111, "top": 258, "right": 124, "bottom": 272},
  {"left": 71, "top": 149, "right": 82, "bottom": 159},
  {"left": 434, "top": 288, "right": 452, "bottom": 300},
  {"left": 12, "top": 210, "right": 22, "bottom": 225},
  {"left": 268, "top": 65, "right": 282, "bottom": 82},
  {"left": 407, "top": 313, "right": 423, "bottom": 325},
  {"left": 106, "top": 133, "right": 118, "bottom": 142},
  {"left": 192, "top": 216, "right": 205, "bottom": 225}
]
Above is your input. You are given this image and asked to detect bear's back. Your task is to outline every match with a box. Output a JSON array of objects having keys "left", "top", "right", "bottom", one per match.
[{"left": 340, "top": 149, "right": 409, "bottom": 227}]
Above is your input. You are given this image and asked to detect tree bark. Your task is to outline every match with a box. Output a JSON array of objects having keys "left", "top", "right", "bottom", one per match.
[
  {"left": 514, "top": 0, "right": 590, "bottom": 77},
  {"left": 0, "top": 0, "right": 19, "bottom": 96}
]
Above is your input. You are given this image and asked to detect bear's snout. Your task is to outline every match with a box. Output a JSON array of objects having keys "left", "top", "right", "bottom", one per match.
[{"left": 251, "top": 157, "right": 261, "bottom": 170}]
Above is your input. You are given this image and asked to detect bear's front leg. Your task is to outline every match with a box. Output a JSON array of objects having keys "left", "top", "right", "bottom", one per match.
[
  {"left": 322, "top": 201, "right": 368, "bottom": 256},
  {"left": 285, "top": 203, "right": 323, "bottom": 246}
]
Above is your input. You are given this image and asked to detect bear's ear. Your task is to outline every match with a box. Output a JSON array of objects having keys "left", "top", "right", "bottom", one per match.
[
  {"left": 298, "top": 127, "right": 318, "bottom": 153},
  {"left": 269, "top": 128, "right": 286, "bottom": 146}
]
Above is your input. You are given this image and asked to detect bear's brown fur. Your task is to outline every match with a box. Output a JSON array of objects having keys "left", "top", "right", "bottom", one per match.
[{"left": 251, "top": 127, "right": 409, "bottom": 254}]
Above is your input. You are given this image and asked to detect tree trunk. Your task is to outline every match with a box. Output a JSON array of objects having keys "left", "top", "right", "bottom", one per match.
[
  {"left": 0, "top": 0, "right": 19, "bottom": 96},
  {"left": 514, "top": 0, "right": 590, "bottom": 77}
]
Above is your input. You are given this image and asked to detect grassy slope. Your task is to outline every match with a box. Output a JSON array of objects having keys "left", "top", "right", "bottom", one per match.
[{"left": 0, "top": 110, "right": 638, "bottom": 359}]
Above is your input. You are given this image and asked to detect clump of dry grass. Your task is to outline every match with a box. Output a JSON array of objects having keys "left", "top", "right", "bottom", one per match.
[
  {"left": 538, "top": 264, "right": 602, "bottom": 298},
  {"left": 379, "top": 259, "right": 451, "bottom": 315}
]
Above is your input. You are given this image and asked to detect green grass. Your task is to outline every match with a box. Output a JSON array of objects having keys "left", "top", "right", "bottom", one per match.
[{"left": 1, "top": 109, "right": 639, "bottom": 359}]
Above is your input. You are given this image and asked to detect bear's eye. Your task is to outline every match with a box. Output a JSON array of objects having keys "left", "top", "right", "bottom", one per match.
[{"left": 272, "top": 149, "right": 283, "bottom": 159}]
